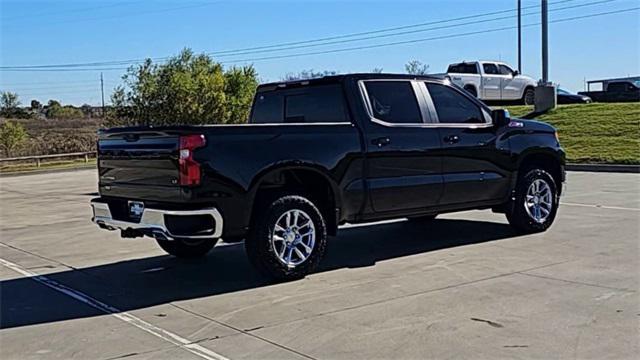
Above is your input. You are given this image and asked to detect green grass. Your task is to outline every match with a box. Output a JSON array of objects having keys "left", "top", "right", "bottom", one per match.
[{"left": 498, "top": 103, "right": 640, "bottom": 164}]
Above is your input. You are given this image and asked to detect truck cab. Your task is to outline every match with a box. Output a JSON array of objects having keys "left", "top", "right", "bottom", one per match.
[{"left": 446, "top": 61, "right": 537, "bottom": 104}]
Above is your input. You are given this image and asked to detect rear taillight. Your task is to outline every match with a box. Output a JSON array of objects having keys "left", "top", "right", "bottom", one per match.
[{"left": 179, "top": 134, "right": 206, "bottom": 186}]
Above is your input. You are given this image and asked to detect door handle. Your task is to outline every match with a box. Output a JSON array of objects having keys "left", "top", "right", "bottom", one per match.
[
  {"left": 372, "top": 137, "right": 391, "bottom": 147},
  {"left": 443, "top": 135, "right": 460, "bottom": 144}
]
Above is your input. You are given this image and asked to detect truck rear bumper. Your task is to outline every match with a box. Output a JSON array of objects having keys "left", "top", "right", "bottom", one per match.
[{"left": 90, "top": 199, "right": 223, "bottom": 241}]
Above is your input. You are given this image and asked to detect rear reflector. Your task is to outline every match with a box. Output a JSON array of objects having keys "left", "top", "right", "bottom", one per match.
[{"left": 179, "top": 134, "right": 206, "bottom": 186}]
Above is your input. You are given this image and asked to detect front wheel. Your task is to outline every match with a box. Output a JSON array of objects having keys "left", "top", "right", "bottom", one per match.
[
  {"left": 156, "top": 238, "right": 217, "bottom": 258},
  {"left": 245, "top": 195, "right": 328, "bottom": 281},
  {"left": 506, "top": 168, "right": 559, "bottom": 233}
]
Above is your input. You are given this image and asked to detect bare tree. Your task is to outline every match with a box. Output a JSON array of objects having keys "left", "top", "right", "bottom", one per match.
[{"left": 405, "top": 60, "right": 429, "bottom": 75}]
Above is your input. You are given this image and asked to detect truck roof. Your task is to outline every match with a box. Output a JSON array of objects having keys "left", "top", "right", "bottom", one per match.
[{"left": 257, "top": 73, "right": 442, "bottom": 91}]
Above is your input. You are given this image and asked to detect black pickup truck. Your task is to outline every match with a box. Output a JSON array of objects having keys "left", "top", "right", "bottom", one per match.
[{"left": 91, "top": 74, "right": 565, "bottom": 280}]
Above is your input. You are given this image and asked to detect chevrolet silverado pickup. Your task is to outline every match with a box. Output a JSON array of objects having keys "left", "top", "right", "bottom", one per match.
[
  {"left": 91, "top": 74, "right": 565, "bottom": 280},
  {"left": 443, "top": 61, "right": 537, "bottom": 104}
]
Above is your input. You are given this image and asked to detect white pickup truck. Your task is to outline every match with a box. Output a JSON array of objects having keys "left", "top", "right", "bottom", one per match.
[{"left": 443, "top": 61, "right": 537, "bottom": 104}]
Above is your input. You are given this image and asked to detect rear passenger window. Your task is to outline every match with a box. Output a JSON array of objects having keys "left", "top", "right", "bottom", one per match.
[
  {"left": 364, "top": 81, "right": 422, "bottom": 124},
  {"left": 426, "top": 83, "right": 485, "bottom": 124},
  {"left": 483, "top": 64, "right": 499, "bottom": 75},
  {"left": 251, "top": 84, "right": 347, "bottom": 123}
]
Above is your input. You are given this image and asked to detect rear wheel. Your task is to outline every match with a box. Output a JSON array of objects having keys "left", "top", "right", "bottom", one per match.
[
  {"left": 156, "top": 238, "right": 217, "bottom": 258},
  {"left": 464, "top": 86, "right": 478, "bottom": 98},
  {"left": 506, "top": 168, "right": 558, "bottom": 233},
  {"left": 245, "top": 195, "right": 327, "bottom": 281},
  {"left": 523, "top": 88, "right": 535, "bottom": 105}
]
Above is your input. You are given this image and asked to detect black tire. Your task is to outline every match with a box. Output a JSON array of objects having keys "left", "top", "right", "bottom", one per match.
[
  {"left": 464, "top": 86, "right": 478, "bottom": 98},
  {"left": 408, "top": 214, "right": 438, "bottom": 222},
  {"left": 156, "top": 238, "right": 217, "bottom": 258},
  {"left": 523, "top": 88, "right": 535, "bottom": 105},
  {"left": 245, "top": 195, "right": 327, "bottom": 281},
  {"left": 506, "top": 168, "right": 559, "bottom": 233}
]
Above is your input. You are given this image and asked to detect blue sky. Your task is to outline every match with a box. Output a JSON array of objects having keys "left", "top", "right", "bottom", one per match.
[{"left": 1, "top": 0, "right": 638, "bottom": 105}]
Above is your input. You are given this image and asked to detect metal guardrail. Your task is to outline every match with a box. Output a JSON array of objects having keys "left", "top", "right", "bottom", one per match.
[{"left": 0, "top": 151, "right": 96, "bottom": 167}]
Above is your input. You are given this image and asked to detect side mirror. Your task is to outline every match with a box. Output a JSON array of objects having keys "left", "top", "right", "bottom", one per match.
[
  {"left": 512, "top": 70, "right": 519, "bottom": 76},
  {"left": 492, "top": 109, "right": 511, "bottom": 127}
]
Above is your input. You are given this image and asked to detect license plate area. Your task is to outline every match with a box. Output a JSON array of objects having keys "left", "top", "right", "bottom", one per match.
[{"left": 128, "top": 201, "right": 145, "bottom": 222}]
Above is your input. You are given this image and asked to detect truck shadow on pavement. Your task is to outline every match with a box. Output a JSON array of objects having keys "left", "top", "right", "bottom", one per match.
[{"left": 1, "top": 218, "right": 517, "bottom": 329}]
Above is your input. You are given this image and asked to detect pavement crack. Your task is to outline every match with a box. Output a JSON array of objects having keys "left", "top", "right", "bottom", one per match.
[
  {"left": 470, "top": 317, "right": 504, "bottom": 328},
  {"left": 516, "top": 272, "right": 635, "bottom": 292},
  {"left": 170, "top": 303, "right": 318, "bottom": 360}
]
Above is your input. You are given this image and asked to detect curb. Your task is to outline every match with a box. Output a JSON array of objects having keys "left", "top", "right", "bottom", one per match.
[
  {"left": 566, "top": 163, "right": 640, "bottom": 173},
  {"left": 0, "top": 164, "right": 96, "bottom": 178}
]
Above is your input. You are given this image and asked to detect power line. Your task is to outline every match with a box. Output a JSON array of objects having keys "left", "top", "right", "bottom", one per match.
[
  {"left": 0, "top": 0, "right": 583, "bottom": 70},
  {"left": 1, "top": 6, "right": 636, "bottom": 73},
  {"left": 213, "top": 7, "right": 640, "bottom": 65},
  {"left": 211, "top": 0, "right": 614, "bottom": 58},
  {"left": 0, "top": 83, "right": 118, "bottom": 91},
  {"left": 208, "top": 0, "right": 578, "bottom": 55}
]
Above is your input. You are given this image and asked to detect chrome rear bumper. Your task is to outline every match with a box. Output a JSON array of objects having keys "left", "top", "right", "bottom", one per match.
[{"left": 91, "top": 200, "right": 223, "bottom": 241}]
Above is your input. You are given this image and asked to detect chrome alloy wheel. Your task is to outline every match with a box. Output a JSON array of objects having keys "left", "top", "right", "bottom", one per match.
[
  {"left": 271, "top": 209, "right": 316, "bottom": 268},
  {"left": 524, "top": 179, "right": 553, "bottom": 224}
]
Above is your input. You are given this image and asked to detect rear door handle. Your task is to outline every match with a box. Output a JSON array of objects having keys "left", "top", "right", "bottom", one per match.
[
  {"left": 372, "top": 137, "right": 391, "bottom": 147},
  {"left": 443, "top": 135, "right": 460, "bottom": 144}
]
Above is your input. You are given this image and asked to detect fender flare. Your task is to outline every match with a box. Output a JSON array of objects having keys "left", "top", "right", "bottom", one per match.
[{"left": 247, "top": 162, "right": 343, "bottom": 215}]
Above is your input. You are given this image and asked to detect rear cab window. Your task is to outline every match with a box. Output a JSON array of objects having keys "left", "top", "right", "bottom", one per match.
[
  {"left": 447, "top": 63, "right": 479, "bottom": 74},
  {"left": 251, "top": 84, "right": 349, "bottom": 123}
]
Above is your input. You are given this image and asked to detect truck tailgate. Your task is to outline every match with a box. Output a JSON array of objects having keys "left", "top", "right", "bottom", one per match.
[{"left": 97, "top": 129, "right": 196, "bottom": 202}]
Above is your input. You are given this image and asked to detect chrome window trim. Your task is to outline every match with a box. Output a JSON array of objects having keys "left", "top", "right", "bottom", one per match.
[{"left": 359, "top": 79, "right": 493, "bottom": 129}]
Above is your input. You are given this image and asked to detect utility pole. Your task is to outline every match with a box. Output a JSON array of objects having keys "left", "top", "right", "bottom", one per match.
[
  {"left": 535, "top": 0, "right": 556, "bottom": 113},
  {"left": 517, "top": 0, "right": 522, "bottom": 73},
  {"left": 541, "top": 0, "right": 549, "bottom": 83},
  {"left": 100, "top": 72, "right": 105, "bottom": 117}
]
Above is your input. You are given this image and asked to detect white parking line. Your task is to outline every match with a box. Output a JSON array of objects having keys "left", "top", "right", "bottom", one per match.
[
  {"left": 0, "top": 257, "right": 230, "bottom": 360},
  {"left": 561, "top": 202, "right": 640, "bottom": 212}
]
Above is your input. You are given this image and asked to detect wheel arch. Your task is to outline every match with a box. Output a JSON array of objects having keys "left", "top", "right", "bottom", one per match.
[
  {"left": 516, "top": 151, "right": 564, "bottom": 196},
  {"left": 248, "top": 164, "right": 342, "bottom": 235},
  {"left": 463, "top": 83, "right": 479, "bottom": 97},
  {"left": 521, "top": 84, "right": 535, "bottom": 99}
]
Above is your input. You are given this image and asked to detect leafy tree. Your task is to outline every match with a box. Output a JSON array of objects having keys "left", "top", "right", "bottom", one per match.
[
  {"left": 1, "top": 91, "right": 20, "bottom": 111},
  {"left": 110, "top": 48, "right": 259, "bottom": 126},
  {"left": 47, "top": 99, "right": 61, "bottom": 108},
  {"left": 0, "top": 120, "right": 28, "bottom": 157},
  {"left": 30, "top": 99, "right": 42, "bottom": 111},
  {"left": 0, "top": 92, "right": 31, "bottom": 118},
  {"left": 405, "top": 60, "right": 429, "bottom": 75},
  {"left": 1, "top": 91, "right": 21, "bottom": 117},
  {"left": 224, "top": 66, "right": 259, "bottom": 124},
  {"left": 281, "top": 69, "right": 338, "bottom": 81},
  {"left": 80, "top": 104, "right": 93, "bottom": 117},
  {"left": 47, "top": 105, "right": 84, "bottom": 119}
]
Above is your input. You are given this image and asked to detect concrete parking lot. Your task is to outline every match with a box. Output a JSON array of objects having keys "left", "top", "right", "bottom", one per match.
[{"left": 0, "top": 169, "right": 638, "bottom": 360}]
